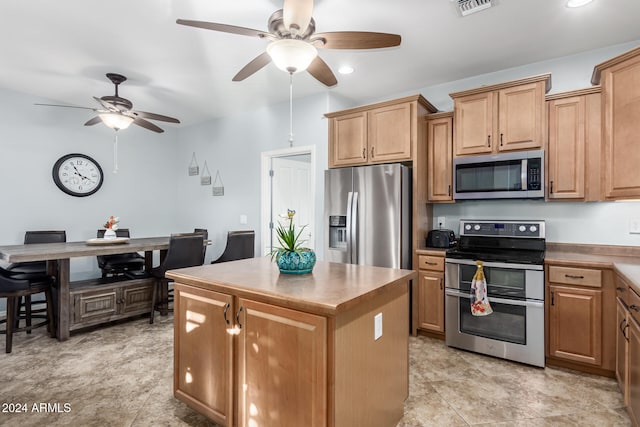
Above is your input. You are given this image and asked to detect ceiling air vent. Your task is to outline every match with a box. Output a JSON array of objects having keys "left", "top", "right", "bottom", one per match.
[{"left": 456, "top": 0, "right": 493, "bottom": 16}]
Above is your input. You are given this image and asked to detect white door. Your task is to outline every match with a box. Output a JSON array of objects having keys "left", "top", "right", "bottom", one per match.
[{"left": 271, "top": 155, "right": 314, "bottom": 251}]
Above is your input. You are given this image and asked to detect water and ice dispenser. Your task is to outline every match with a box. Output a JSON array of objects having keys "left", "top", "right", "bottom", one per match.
[{"left": 328, "top": 215, "right": 347, "bottom": 249}]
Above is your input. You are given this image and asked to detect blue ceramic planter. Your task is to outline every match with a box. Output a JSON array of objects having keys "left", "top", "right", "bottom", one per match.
[{"left": 276, "top": 250, "right": 316, "bottom": 274}]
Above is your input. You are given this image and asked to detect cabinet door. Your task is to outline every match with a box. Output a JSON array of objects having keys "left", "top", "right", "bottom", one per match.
[
  {"left": 72, "top": 287, "right": 118, "bottom": 326},
  {"left": 237, "top": 298, "right": 327, "bottom": 427},
  {"left": 629, "top": 313, "right": 640, "bottom": 426},
  {"left": 549, "top": 285, "right": 602, "bottom": 366},
  {"left": 602, "top": 55, "right": 640, "bottom": 199},
  {"left": 454, "top": 92, "right": 494, "bottom": 156},
  {"left": 417, "top": 271, "right": 444, "bottom": 333},
  {"left": 616, "top": 298, "right": 629, "bottom": 404},
  {"left": 329, "top": 112, "right": 368, "bottom": 167},
  {"left": 174, "top": 284, "right": 234, "bottom": 426},
  {"left": 427, "top": 117, "right": 453, "bottom": 202},
  {"left": 498, "top": 82, "right": 545, "bottom": 151},
  {"left": 368, "top": 102, "right": 412, "bottom": 163},
  {"left": 120, "top": 281, "right": 153, "bottom": 315},
  {"left": 547, "top": 96, "right": 586, "bottom": 200}
]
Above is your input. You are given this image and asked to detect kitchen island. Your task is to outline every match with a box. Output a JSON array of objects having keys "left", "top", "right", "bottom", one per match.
[{"left": 166, "top": 257, "right": 416, "bottom": 427}]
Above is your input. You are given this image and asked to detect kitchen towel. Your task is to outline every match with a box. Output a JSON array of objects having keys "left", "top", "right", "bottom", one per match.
[{"left": 471, "top": 260, "right": 493, "bottom": 316}]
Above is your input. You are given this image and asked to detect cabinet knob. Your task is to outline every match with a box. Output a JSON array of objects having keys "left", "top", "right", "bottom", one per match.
[
  {"left": 223, "top": 303, "right": 231, "bottom": 325},
  {"left": 236, "top": 306, "right": 244, "bottom": 329},
  {"left": 631, "top": 304, "right": 640, "bottom": 312},
  {"left": 362, "top": 147, "right": 366, "bottom": 159},
  {"left": 616, "top": 287, "right": 626, "bottom": 292},
  {"left": 551, "top": 291, "right": 554, "bottom": 306},
  {"left": 448, "top": 184, "right": 451, "bottom": 196},
  {"left": 500, "top": 133, "right": 504, "bottom": 146},
  {"left": 371, "top": 146, "right": 375, "bottom": 158},
  {"left": 565, "top": 274, "right": 584, "bottom": 279},
  {"left": 487, "top": 135, "right": 491, "bottom": 147},
  {"left": 550, "top": 180, "right": 554, "bottom": 194}
]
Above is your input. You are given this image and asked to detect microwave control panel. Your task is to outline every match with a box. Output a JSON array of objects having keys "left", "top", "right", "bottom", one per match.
[{"left": 527, "top": 158, "right": 542, "bottom": 190}]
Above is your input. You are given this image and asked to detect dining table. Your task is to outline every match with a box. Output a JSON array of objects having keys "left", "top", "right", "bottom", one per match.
[{"left": 0, "top": 237, "right": 170, "bottom": 340}]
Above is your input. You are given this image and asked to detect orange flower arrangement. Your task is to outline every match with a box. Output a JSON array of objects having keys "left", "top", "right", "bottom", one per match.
[{"left": 103, "top": 215, "right": 120, "bottom": 230}]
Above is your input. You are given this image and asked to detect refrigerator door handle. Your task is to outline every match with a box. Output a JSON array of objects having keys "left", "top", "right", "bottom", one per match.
[
  {"left": 351, "top": 191, "right": 359, "bottom": 264},
  {"left": 346, "top": 191, "right": 354, "bottom": 263}
]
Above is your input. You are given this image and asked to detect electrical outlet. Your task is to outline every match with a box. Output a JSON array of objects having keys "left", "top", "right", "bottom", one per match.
[
  {"left": 240, "top": 214, "right": 248, "bottom": 225},
  {"left": 437, "top": 216, "right": 446, "bottom": 229},
  {"left": 629, "top": 218, "right": 640, "bottom": 234},
  {"left": 374, "top": 313, "right": 383, "bottom": 340}
]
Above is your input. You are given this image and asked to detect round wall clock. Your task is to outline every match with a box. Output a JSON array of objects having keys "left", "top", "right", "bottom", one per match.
[{"left": 52, "top": 153, "right": 104, "bottom": 197}]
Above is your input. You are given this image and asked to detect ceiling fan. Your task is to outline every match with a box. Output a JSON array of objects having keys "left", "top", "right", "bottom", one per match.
[
  {"left": 176, "top": 0, "right": 401, "bottom": 87},
  {"left": 36, "top": 73, "right": 180, "bottom": 133}
]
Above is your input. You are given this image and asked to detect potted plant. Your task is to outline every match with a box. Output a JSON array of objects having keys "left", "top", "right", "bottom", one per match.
[{"left": 271, "top": 209, "right": 316, "bottom": 274}]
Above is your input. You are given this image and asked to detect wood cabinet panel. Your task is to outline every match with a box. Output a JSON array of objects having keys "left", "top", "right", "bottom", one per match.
[
  {"left": 548, "top": 265, "right": 602, "bottom": 287},
  {"left": 629, "top": 311, "right": 640, "bottom": 426},
  {"left": 601, "top": 53, "right": 640, "bottom": 199},
  {"left": 73, "top": 288, "right": 118, "bottom": 324},
  {"left": 174, "top": 284, "right": 234, "bottom": 426},
  {"left": 454, "top": 92, "right": 494, "bottom": 156},
  {"left": 427, "top": 115, "right": 453, "bottom": 201},
  {"left": 498, "top": 83, "right": 545, "bottom": 152},
  {"left": 121, "top": 283, "right": 154, "bottom": 315},
  {"left": 237, "top": 298, "right": 327, "bottom": 427},
  {"left": 329, "top": 111, "right": 368, "bottom": 167},
  {"left": 417, "top": 271, "right": 444, "bottom": 333},
  {"left": 549, "top": 285, "right": 602, "bottom": 366},
  {"left": 368, "top": 102, "right": 412, "bottom": 163},
  {"left": 418, "top": 255, "right": 445, "bottom": 272},
  {"left": 617, "top": 297, "right": 630, "bottom": 405}
]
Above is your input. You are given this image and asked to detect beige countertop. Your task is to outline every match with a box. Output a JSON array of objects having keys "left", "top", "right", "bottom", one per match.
[
  {"left": 166, "top": 256, "right": 416, "bottom": 317},
  {"left": 545, "top": 246, "right": 640, "bottom": 296}
]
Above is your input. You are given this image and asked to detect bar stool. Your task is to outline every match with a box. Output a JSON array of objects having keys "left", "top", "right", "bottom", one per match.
[{"left": 0, "top": 267, "right": 55, "bottom": 353}]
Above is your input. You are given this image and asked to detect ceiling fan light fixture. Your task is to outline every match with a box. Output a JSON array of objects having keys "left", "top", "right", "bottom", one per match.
[
  {"left": 99, "top": 113, "right": 134, "bottom": 130},
  {"left": 267, "top": 39, "right": 317, "bottom": 74}
]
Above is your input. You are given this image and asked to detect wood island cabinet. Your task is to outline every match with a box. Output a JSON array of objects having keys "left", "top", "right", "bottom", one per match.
[
  {"left": 450, "top": 74, "right": 551, "bottom": 157},
  {"left": 592, "top": 46, "right": 640, "bottom": 200},
  {"left": 325, "top": 95, "right": 436, "bottom": 168},
  {"left": 426, "top": 112, "right": 453, "bottom": 202},
  {"left": 415, "top": 252, "right": 446, "bottom": 336},
  {"left": 628, "top": 284, "right": 640, "bottom": 426},
  {"left": 170, "top": 258, "right": 415, "bottom": 427},
  {"left": 546, "top": 264, "right": 616, "bottom": 375},
  {"left": 546, "top": 88, "right": 602, "bottom": 201}
]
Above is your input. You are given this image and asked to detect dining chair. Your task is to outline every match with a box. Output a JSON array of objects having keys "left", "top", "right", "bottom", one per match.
[
  {"left": 211, "top": 230, "right": 255, "bottom": 264},
  {"left": 7, "top": 230, "right": 67, "bottom": 274},
  {"left": 149, "top": 233, "right": 205, "bottom": 324},
  {"left": 96, "top": 228, "right": 145, "bottom": 278},
  {"left": 0, "top": 267, "right": 55, "bottom": 353},
  {"left": 194, "top": 228, "right": 208, "bottom": 260}
]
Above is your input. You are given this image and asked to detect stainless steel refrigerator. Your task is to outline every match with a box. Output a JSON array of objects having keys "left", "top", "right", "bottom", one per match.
[{"left": 324, "top": 163, "right": 411, "bottom": 269}]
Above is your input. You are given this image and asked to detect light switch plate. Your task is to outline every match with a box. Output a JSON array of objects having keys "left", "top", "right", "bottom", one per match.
[
  {"left": 240, "top": 214, "right": 248, "bottom": 225},
  {"left": 629, "top": 218, "right": 640, "bottom": 234},
  {"left": 374, "top": 313, "right": 383, "bottom": 340}
]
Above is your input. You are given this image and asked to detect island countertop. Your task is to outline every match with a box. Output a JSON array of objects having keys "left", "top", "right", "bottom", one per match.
[{"left": 166, "top": 256, "right": 417, "bottom": 317}]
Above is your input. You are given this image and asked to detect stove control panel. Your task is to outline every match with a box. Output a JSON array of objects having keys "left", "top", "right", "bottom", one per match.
[{"left": 459, "top": 220, "right": 545, "bottom": 238}]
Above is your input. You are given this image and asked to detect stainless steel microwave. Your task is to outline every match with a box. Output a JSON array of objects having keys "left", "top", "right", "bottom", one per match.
[{"left": 453, "top": 150, "right": 544, "bottom": 200}]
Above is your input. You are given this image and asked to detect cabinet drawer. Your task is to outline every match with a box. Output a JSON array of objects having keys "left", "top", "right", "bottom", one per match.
[
  {"left": 549, "top": 265, "right": 602, "bottom": 288},
  {"left": 418, "top": 255, "right": 444, "bottom": 272},
  {"left": 630, "top": 288, "right": 640, "bottom": 324}
]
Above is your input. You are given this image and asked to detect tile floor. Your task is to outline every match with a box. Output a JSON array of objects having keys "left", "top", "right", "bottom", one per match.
[{"left": 0, "top": 315, "right": 631, "bottom": 426}]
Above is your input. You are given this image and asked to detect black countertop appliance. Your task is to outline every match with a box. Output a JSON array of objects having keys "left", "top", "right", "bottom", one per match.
[{"left": 426, "top": 229, "right": 457, "bottom": 249}]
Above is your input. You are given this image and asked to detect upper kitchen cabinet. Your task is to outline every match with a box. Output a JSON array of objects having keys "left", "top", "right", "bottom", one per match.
[
  {"left": 450, "top": 74, "right": 551, "bottom": 156},
  {"left": 326, "top": 95, "right": 437, "bottom": 168},
  {"left": 546, "top": 87, "right": 602, "bottom": 201},
  {"left": 592, "top": 46, "right": 640, "bottom": 200},
  {"left": 426, "top": 112, "right": 454, "bottom": 202}
]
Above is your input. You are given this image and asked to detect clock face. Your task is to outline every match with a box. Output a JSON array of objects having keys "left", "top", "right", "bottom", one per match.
[{"left": 52, "top": 153, "right": 104, "bottom": 197}]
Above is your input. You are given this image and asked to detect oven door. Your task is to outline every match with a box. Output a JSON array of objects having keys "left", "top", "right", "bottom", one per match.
[{"left": 444, "top": 259, "right": 545, "bottom": 367}]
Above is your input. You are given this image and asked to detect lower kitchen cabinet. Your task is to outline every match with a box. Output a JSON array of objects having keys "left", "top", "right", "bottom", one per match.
[
  {"left": 628, "top": 285, "right": 640, "bottom": 426},
  {"left": 415, "top": 251, "right": 446, "bottom": 336},
  {"left": 617, "top": 297, "right": 630, "bottom": 405},
  {"left": 546, "top": 264, "right": 616, "bottom": 374},
  {"left": 70, "top": 277, "right": 154, "bottom": 330}
]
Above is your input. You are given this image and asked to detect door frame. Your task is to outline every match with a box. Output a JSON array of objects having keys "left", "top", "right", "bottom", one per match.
[{"left": 260, "top": 145, "right": 316, "bottom": 256}]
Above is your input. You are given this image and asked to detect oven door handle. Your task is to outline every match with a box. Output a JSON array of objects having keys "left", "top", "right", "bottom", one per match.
[
  {"left": 445, "top": 258, "right": 544, "bottom": 271},
  {"left": 445, "top": 289, "right": 544, "bottom": 308}
]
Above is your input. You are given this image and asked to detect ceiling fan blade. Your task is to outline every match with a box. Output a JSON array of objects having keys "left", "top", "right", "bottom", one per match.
[
  {"left": 312, "top": 32, "right": 401, "bottom": 49},
  {"left": 84, "top": 116, "right": 102, "bottom": 126},
  {"left": 283, "top": 0, "right": 314, "bottom": 35},
  {"left": 35, "top": 103, "right": 95, "bottom": 111},
  {"left": 93, "top": 96, "right": 119, "bottom": 112},
  {"left": 233, "top": 52, "right": 273, "bottom": 81},
  {"left": 131, "top": 110, "right": 180, "bottom": 124},
  {"left": 176, "top": 19, "right": 269, "bottom": 38},
  {"left": 307, "top": 56, "right": 337, "bottom": 87},
  {"left": 133, "top": 117, "right": 164, "bottom": 133}
]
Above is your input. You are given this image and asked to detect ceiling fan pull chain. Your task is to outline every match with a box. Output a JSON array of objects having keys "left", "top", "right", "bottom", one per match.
[
  {"left": 113, "top": 132, "right": 119, "bottom": 174},
  {"left": 289, "top": 72, "right": 294, "bottom": 147}
]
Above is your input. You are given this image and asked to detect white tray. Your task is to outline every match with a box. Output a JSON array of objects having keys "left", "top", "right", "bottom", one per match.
[{"left": 85, "top": 237, "right": 130, "bottom": 245}]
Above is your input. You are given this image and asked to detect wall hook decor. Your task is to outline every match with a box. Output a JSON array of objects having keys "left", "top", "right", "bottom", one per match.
[
  {"left": 201, "top": 160, "right": 211, "bottom": 185},
  {"left": 188, "top": 152, "right": 199, "bottom": 176},
  {"left": 212, "top": 170, "right": 224, "bottom": 196}
]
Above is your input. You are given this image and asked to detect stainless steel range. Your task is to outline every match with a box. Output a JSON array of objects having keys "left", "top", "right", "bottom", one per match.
[{"left": 445, "top": 219, "right": 546, "bottom": 367}]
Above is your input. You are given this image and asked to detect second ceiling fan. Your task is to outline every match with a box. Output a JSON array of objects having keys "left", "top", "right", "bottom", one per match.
[{"left": 177, "top": 0, "right": 401, "bottom": 87}]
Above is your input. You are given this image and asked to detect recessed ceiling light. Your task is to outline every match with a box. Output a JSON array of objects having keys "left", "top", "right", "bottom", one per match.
[
  {"left": 566, "top": 0, "right": 594, "bottom": 8},
  {"left": 338, "top": 65, "right": 354, "bottom": 75}
]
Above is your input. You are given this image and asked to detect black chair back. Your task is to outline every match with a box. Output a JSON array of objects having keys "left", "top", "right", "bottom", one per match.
[
  {"left": 194, "top": 228, "right": 208, "bottom": 259},
  {"left": 156, "top": 233, "right": 205, "bottom": 275},
  {"left": 96, "top": 229, "right": 144, "bottom": 277},
  {"left": 211, "top": 230, "right": 255, "bottom": 264},
  {"left": 24, "top": 230, "right": 66, "bottom": 244},
  {"left": 97, "top": 228, "right": 131, "bottom": 239}
]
